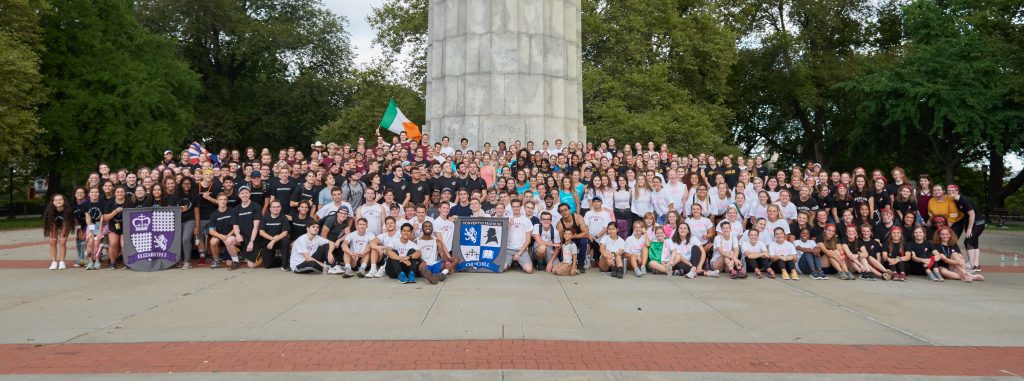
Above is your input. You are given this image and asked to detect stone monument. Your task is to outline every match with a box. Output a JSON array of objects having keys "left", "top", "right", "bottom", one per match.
[{"left": 425, "top": 0, "right": 585, "bottom": 149}]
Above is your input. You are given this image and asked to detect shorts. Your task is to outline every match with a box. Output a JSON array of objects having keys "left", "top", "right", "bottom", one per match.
[
  {"left": 425, "top": 261, "right": 443, "bottom": 274},
  {"left": 504, "top": 247, "right": 532, "bottom": 269}
]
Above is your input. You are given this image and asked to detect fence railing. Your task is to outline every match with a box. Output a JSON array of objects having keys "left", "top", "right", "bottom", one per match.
[{"left": 989, "top": 208, "right": 1023, "bottom": 226}]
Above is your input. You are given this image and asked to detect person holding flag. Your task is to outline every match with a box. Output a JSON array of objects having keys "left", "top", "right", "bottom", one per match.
[{"left": 379, "top": 99, "right": 421, "bottom": 142}]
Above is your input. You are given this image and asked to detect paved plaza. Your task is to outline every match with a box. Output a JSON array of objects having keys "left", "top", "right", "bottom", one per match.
[{"left": 0, "top": 227, "right": 1022, "bottom": 379}]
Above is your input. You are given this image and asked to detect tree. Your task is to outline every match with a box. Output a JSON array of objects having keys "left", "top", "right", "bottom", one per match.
[
  {"left": 843, "top": 0, "right": 1023, "bottom": 194},
  {"left": 582, "top": 0, "right": 738, "bottom": 154},
  {"left": 0, "top": 0, "right": 47, "bottom": 167},
  {"left": 38, "top": 0, "right": 200, "bottom": 193},
  {"left": 726, "top": 0, "right": 872, "bottom": 166},
  {"left": 317, "top": 67, "right": 425, "bottom": 144},
  {"left": 135, "top": 0, "right": 355, "bottom": 149},
  {"left": 367, "top": 0, "right": 427, "bottom": 91}
]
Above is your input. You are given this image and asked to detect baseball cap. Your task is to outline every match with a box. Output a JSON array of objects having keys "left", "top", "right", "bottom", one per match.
[
  {"left": 251, "top": 170, "right": 261, "bottom": 178},
  {"left": 237, "top": 186, "right": 251, "bottom": 194}
]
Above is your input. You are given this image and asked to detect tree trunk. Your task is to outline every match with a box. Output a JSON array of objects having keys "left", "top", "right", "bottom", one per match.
[
  {"left": 46, "top": 169, "right": 62, "bottom": 201},
  {"left": 988, "top": 147, "right": 1005, "bottom": 209}
]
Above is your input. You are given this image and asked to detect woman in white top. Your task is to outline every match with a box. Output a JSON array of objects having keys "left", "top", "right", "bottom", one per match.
[
  {"left": 612, "top": 176, "right": 632, "bottom": 239},
  {"left": 716, "top": 206, "right": 744, "bottom": 242},
  {"left": 687, "top": 184, "right": 715, "bottom": 220},
  {"left": 711, "top": 221, "right": 745, "bottom": 278},
  {"left": 740, "top": 228, "right": 770, "bottom": 278},
  {"left": 764, "top": 204, "right": 790, "bottom": 238},
  {"left": 768, "top": 227, "right": 800, "bottom": 280},
  {"left": 774, "top": 189, "right": 798, "bottom": 222},
  {"left": 794, "top": 227, "right": 825, "bottom": 279},
  {"left": 667, "top": 222, "right": 706, "bottom": 278},
  {"left": 713, "top": 183, "right": 733, "bottom": 219},
  {"left": 684, "top": 203, "right": 715, "bottom": 255},
  {"left": 630, "top": 175, "right": 653, "bottom": 221},
  {"left": 747, "top": 191, "right": 771, "bottom": 228}
]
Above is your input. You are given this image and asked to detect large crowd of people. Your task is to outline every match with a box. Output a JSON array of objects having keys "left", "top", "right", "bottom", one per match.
[{"left": 41, "top": 131, "right": 987, "bottom": 284}]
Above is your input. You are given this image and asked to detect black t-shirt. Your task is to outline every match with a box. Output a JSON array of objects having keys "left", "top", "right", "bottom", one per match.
[
  {"left": 705, "top": 166, "right": 721, "bottom": 182},
  {"left": 451, "top": 202, "right": 472, "bottom": 217},
  {"left": 463, "top": 176, "right": 487, "bottom": 194},
  {"left": 172, "top": 193, "right": 197, "bottom": 223},
  {"left": 955, "top": 196, "right": 979, "bottom": 222},
  {"left": 197, "top": 182, "right": 218, "bottom": 221},
  {"left": 73, "top": 201, "right": 87, "bottom": 229},
  {"left": 906, "top": 240, "right": 934, "bottom": 259},
  {"left": 269, "top": 178, "right": 295, "bottom": 214},
  {"left": 387, "top": 178, "right": 410, "bottom": 203},
  {"left": 872, "top": 188, "right": 892, "bottom": 211},
  {"left": 207, "top": 208, "right": 235, "bottom": 235},
  {"left": 792, "top": 196, "right": 819, "bottom": 214},
  {"left": 83, "top": 200, "right": 104, "bottom": 227},
  {"left": 833, "top": 197, "right": 854, "bottom": 217},
  {"left": 102, "top": 199, "right": 132, "bottom": 231},
  {"left": 856, "top": 239, "right": 883, "bottom": 258},
  {"left": 260, "top": 212, "right": 289, "bottom": 237},
  {"left": 321, "top": 216, "right": 351, "bottom": 241},
  {"left": 884, "top": 242, "right": 906, "bottom": 259},
  {"left": 291, "top": 184, "right": 319, "bottom": 206},
  {"left": 851, "top": 188, "right": 872, "bottom": 210},
  {"left": 720, "top": 165, "right": 740, "bottom": 188},
  {"left": 407, "top": 180, "right": 430, "bottom": 205},
  {"left": 754, "top": 166, "right": 769, "bottom": 180},
  {"left": 893, "top": 199, "right": 916, "bottom": 218},
  {"left": 814, "top": 193, "right": 834, "bottom": 213},
  {"left": 873, "top": 222, "right": 897, "bottom": 244},
  {"left": 232, "top": 201, "right": 262, "bottom": 237},
  {"left": 245, "top": 181, "right": 268, "bottom": 207},
  {"left": 288, "top": 212, "right": 315, "bottom": 241}
]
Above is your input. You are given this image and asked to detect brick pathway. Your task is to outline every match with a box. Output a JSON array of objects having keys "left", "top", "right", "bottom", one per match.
[{"left": 0, "top": 340, "right": 1021, "bottom": 376}]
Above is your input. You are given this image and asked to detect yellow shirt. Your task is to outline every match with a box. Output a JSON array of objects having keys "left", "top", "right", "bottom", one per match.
[{"left": 928, "top": 197, "right": 962, "bottom": 224}]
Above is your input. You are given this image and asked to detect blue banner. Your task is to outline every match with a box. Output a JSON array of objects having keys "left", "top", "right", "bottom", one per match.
[{"left": 453, "top": 217, "right": 509, "bottom": 273}]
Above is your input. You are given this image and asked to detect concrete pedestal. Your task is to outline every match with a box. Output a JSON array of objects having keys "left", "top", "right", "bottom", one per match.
[{"left": 425, "top": 0, "right": 585, "bottom": 150}]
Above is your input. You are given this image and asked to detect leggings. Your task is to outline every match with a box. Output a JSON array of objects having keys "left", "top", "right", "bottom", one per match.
[
  {"left": 774, "top": 259, "right": 796, "bottom": 272},
  {"left": 963, "top": 221, "right": 985, "bottom": 250},
  {"left": 798, "top": 253, "right": 822, "bottom": 273},
  {"left": 293, "top": 245, "right": 333, "bottom": 273},
  {"left": 884, "top": 258, "right": 907, "bottom": 273},
  {"left": 180, "top": 220, "right": 196, "bottom": 263},
  {"left": 747, "top": 257, "right": 771, "bottom": 272},
  {"left": 614, "top": 209, "right": 632, "bottom": 239},
  {"left": 386, "top": 257, "right": 421, "bottom": 279},
  {"left": 671, "top": 246, "right": 704, "bottom": 273}
]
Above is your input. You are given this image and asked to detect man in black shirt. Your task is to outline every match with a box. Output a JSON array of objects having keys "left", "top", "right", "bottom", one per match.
[
  {"left": 387, "top": 166, "right": 411, "bottom": 205},
  {"left": 463, "top": 165, "right": 487, "bottom": 194},
  {"left": 269, "top": 168, "right": 295, "bottom": 215},
  {"left": 407, "top": 165, "right": 430, "bottom": 205},
  {"left": 257, "top": 200, "right": 290, "bottom": 269},
  {"left": 207, "top": 193, "right": 238, "bottom": 269},
  {"left": 233, "top": 186, "right": 262, "bottom": 269},
  {"left": 245, "top": 170, "right": 268, "bottom": 214}
]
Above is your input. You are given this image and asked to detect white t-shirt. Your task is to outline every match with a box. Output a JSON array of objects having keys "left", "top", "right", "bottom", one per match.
[
  {"left": 794, "top": 239, "right": 817, "bottom": 261},
  {"left": 290, "top": 234, "right": 330, "bottom": 271},
  {"left": 765, "top": 218, "right": 790, "bottom": 237},
  {"left": 357, "top": 203, "right": 385, "bottom": 235},
  {"left": 775, "top": 201, "right": 798, "bottom": 221},
  {"left": 685, "top": 217, "right": 714, "bottom": 244},
  {"left": 740, "top": 239, "right": 767, "bottom": 257},
  {"left": 316, "top": 201, "right": 353, "bottom": 220},
  {"left": 768, "top": 240, "right": 798, "bottom": 258},
  {"left": 376, "top": 231, "right": 400, "bottom": 250},
  {"left": 561, "top": 243, "right": 578, "bottom": 264},
  {"left": 418, "top": 237, "right": 440, "bottom": 265},
  {"left": 624, "top": 235, "right": 647, "bottom": 255},
  {"left": 650, "top": 189, "right": 671, "bottom": 216},
  {"left": 507, "top": 215, "right": 533, "bottom": 249},
  {"left": 533, "top": 224, "right": 560, "bottom": 246},
  {"left": 391, "top": 239, "right": 419, "bottom": 257},
  {"left": 599, "top": 235, "right": 626, "bottom": 254},
  {"left": 432, "top": 216, "right": 455, "bottom": 251},
  {"left": 664, "top": 182, "right": 687, "bottom": 213},
  {"left": 716, "top": 219, "right": 744, "bottom": 242},
  {"left": 343, "top": 231, "right": 373, "bottom": 254},
  {"left": 584, "top": 209, "right": 613, "bottom": 239},
  {"left": 666, "top": 236, "right": 702, "bottom": 257},
  {"left": 713, "top": 235, "right": 738, "bottom": 259}
]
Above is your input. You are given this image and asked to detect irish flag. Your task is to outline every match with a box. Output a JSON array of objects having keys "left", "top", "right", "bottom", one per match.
[{"left": 379, "top": 99, "right": 421, "bottom": 141}]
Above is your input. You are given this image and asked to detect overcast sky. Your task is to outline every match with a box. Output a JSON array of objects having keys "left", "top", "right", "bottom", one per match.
[{"left": 322, "top": 0, "right": 385, "bottom": 66}]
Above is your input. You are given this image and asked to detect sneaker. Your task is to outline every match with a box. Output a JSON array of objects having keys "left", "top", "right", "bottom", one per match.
[
  {"left": 182, "top": 262, "right": 191, "bottom": 270},
  {"left": 398, "top": 272, "right": 408, "bottom": 283},
  {"left": 819, "top": 272, "right": 829, "bottom": 280},
  {"left": 426, "top": 273, "right": 438, "bottom": 285},
  {"left": 972, "top": 274, "right": 984, "bottom": 282},
  {"left": 58, "top": 261, "right": 66, "bottom": 270},
  {"left": 685, "top": 268, "right": 696, "bottom": 279},
  {"left": 210, "top": 260, "right": 221, "bottom": 269},
  {"left": 343, "top": 267, "right": 355, "bottom": 278},
  {"left": 781, "top": 271, "right": 790, "bottom": 280},
  {"left": 109, "top": 262, "right": 117, "bottom": 270},
  {"left": 766, "top": 270, "right": 776, "bottom": 279},
  {"left": 72, "top": 261, "right": 80, "bottom": 268},
  {"left": 281, "top": 265, "right": 291, "bottom": 272},
  {"left": 328, "top": 265, "right": 344, "bottom": 275},
  {"left": 634, "top": 267, "right": 642, "bottom": 277},
  {"left": 738, "top": 269, "right": 748, "bottom": 279},
  {"left": 229, "top": 261, "right": 240, "bottom": 270},
  {"left": 729, "top": 269, "right": 738, "bottom": 279},
  {"left": 640, "top": 267, "right": 647, "bottom": 275},
  {"left": 376, "top": 266, "right": 387, "bottom": 278},
  {"left": 883, "top": 270, "right": 893, "bottom": 281},
  {"left": 789, "top": 270, "right": 799, "bottom": 281},
  {"left": 49, "top": 261, "right": 58, "bottom": 270},
  {"left": 197, "top": 256, "right": 207, "bottom": 266},
  {"left": 406, "top": 271, "right": 417, "bottom": 283},
  {"left": 439, "top": 273, "right": 448, "bottom": 282},
  {"left": 935, "top": 272, "right": 944, "bottom": 282},
  {"left": 865, "top": 273, "right": 877, "bottom": 281},
  {"left": 707, "top": 270, "right": 720, "bottom": 278},
  {"left": 616, "top": 267, "right": 624, "bottom": 279},
  {"left": 357, "top": 268, "right": 367, "bottom": 278},
  {"left": 925, "top": 271, "right": 936, "bottom": 281}
]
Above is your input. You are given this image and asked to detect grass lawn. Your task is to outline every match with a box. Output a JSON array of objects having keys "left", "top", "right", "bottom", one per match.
[
  {"left": 991, "top": 223, "right": 1024, "bottom": 232},
  {"left": 0, "top": 217, "right": 42, "bottom": 231}
]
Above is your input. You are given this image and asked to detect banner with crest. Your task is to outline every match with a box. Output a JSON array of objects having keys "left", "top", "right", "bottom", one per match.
[
  {"left": 453, "top": 217, "right": 509, "bottom": 273},
  {"left": 123, "top": 207, "right": 182, "bottom": 271}
]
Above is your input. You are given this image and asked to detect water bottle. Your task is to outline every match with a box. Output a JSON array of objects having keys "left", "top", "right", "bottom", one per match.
[
  {"left": 1015, "top": 255, "right": 1020, "bottom": 267},
  {"left": 1000, "top": 255, "right": 1006, "bottom": 268}
]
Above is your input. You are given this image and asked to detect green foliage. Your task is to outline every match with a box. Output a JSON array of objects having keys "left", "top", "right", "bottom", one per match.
[
  {"left": 316, "top": 67, "right": 425, "bottom": 144},
  {"left": 582, "top": 0, "right": 738, "bottom": 155},
  {"left": 135, "top": 0, "right": 355, "bottom": 149},
  {"left": 0, "top": 0, "right": 47, "bottom": 167},
  {"left": 367, "top": 0, "right": 427, "bottom": 92},
  {"left": 38, "top": 0, "right": 199, "bottom": 184}
]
